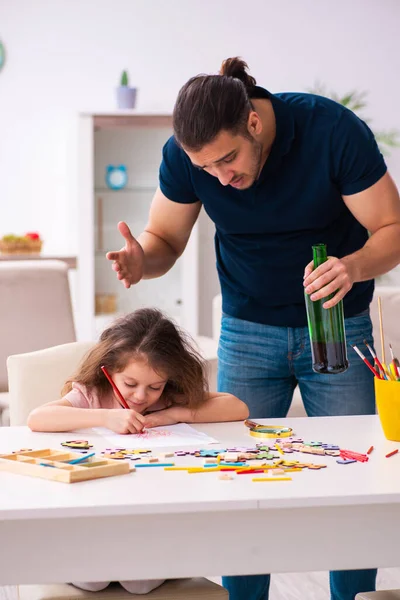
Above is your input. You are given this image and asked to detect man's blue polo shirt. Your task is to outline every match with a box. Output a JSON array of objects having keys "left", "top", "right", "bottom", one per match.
[{"left": 159, "top": 86, "right": 387, "bottom": 327}]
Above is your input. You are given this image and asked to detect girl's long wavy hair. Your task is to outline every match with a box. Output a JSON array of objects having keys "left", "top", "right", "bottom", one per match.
[{"left": 62, "top": 308, "right": 208, "bottom": 409}]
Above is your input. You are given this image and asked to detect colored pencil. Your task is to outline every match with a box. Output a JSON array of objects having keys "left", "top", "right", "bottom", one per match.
[
  {"left": 389, "top": 344, "right": 400, "bottom": 379},
  {"left": 67, "top": 452, "right": 95, "bottom": 465},
  {"left": 363, "top": 340, "right": 386, "bottom": 379},
  {"left": 340, "top": 449, "right": 368, "bottom": 462},
  {"left": 164, "top": 467, "right": 197, "bottom": 471},
  {"left": 382, "top": 362, "right": 396, "bottom": 381},
  {"left": 236, "top": 469, "right": 264, "bottom": 475},
  {"left": 188, "top": 467, "right": 220, "bottom": 473},
  {"left": 351, "top": 345, "right": 381, "bottom": 378},
  {"left": 389, "top": 363, "right": 398, "bottom": 381},
  {"left": 101, "top": 365, "right": 129, "bottom": 409},
  {"left": 385, "top": 449, "right": 398, "bottom": 458},
  {"left": 275, "top": 443, "right": 284, "bottom": 455}
]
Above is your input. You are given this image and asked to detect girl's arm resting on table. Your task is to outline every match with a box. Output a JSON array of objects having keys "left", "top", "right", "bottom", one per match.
[
  {"left": 144, "top": 392, "right": 249, "bottom": 428},
  {"left": 27, "top": 398, "right": 108, "bottom": 432},
  {"left": 186, "top": 392, "right": 249, "bottom": 422}
]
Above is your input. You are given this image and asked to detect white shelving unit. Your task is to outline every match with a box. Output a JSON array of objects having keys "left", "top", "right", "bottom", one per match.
[{"left": 77, "top": 111, "right": 220, "bottom": 343}]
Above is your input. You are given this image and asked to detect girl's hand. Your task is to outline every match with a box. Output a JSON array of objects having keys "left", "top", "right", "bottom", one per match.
[
  {"left": 143, "top": 408, "right": 180, "bottom": 429},
  {"left": 105, "top": 409, "right": 146, "bottom": 434}
]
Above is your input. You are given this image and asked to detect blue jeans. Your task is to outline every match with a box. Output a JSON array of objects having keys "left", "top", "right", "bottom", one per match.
[{"left": 218, "top": 311, "right": 377, "bottom": 600}]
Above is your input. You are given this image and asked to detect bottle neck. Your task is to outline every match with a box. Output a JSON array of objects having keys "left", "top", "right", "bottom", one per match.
[{"left": 312, "top": 244, "right": 327, "bottom": 268}]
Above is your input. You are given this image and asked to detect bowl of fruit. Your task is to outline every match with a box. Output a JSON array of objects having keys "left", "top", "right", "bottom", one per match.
[{"left": 0, "top": 232, "right": 43, "bottom": 255}]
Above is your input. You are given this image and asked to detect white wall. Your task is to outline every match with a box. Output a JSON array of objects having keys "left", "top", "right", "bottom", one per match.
[{"left": 1, "top": 0, "right": 400, "bottom": 333}]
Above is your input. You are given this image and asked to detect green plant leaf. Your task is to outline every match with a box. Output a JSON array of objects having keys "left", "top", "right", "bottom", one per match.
[
  {"left": 307, "top": 81, "right": 400, "bottom": 156},
  {"left": 375, "top": 130, "right": 400, "bottom": 155},
  {"left": 120, "top": 70, "right": 129, "bottom": 86}
]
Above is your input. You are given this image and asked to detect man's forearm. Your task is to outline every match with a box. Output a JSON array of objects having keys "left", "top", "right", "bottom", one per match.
[
  {"left": 137, "top": 230, "right": 181, "bottom": 279},
  {"left": 343, "top": 223, "right": 400, "bottom": 282}
]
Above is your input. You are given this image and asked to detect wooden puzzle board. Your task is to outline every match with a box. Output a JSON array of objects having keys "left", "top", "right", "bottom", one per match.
[{"left": 0, "top": 449, "right": 130, "bottom": 483}]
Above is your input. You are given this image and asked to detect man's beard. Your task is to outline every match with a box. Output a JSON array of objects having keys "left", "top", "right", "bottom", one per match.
[
  {"left": 241, "top": 139, "right": 263, "bottom": 189},
  {"left": 252, "top": 139, "right": 264, "bottom": 181}
]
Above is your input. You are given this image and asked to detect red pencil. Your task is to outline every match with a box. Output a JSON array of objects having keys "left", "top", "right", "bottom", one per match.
[
  {"left": 236, "top": 469, "right": 264, "bottom": 475},
  {"left": 385, "top": 449, "right": 398, "bottom": 458},
  {"left": 366, "top": 446, "right": 374, "bottom": 455},
  {"left": 340, "top": 449, "right": 368, "bottom": 463},
  {"left": 363, "top": 340, "right": 386, "bottom": 379},
  {"left": 351, "top": 345, "right": 381, "bottom": 378},
  {"left": 100, "top": 365, "right": 129, "bottom": 409}
]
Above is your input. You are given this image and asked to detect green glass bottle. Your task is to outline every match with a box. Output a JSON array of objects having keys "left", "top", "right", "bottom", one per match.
[{"left": 305, "top": 243, "right": 349, "bottom": 374}]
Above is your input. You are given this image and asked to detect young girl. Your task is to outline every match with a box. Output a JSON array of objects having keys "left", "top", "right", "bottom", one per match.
[{"left": 28, "top": 308, "right": 248, "bottom": 595}]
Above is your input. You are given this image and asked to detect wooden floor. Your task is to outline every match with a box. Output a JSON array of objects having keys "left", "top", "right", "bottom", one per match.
[{"left": 2, "top": 570, "right": 400, "bottom": 599}]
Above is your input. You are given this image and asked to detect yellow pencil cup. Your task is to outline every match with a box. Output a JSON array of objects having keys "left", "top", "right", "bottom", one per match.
[{"left": 375, "top": 377, "right": 400, "bottom": 441}]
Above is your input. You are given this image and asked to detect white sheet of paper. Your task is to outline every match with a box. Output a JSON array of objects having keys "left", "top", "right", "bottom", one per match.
[{"left": 93, "top": 423, "right": 219, "bottom": 448}]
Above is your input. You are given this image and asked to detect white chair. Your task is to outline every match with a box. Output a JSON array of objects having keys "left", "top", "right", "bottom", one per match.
[
  {"left": 18, "top": 578, "right": 228, "bottom": 599},
  {"left": 7, "top": 341, "right": 228, "bottom": 599},
  {"left": 356, "top": 592, "right": 400, "bottom": 599},
  {"left": 0, "top": 260, "right": 76, "bottom": 425},
  {"left": 212, "top": 287, "right": 400, "bottom": 417},
  {"left": 7, "top": 341, "right": 94, "bottom": 426}
]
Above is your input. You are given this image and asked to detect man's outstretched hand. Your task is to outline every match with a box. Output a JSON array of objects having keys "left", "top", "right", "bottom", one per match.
[{"left": 106, "top": 222, "right": 144, "bottom": 289}]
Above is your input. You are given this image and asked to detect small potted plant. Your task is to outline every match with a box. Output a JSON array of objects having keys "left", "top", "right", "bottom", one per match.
[{"left": 116, "top": 70, "right": 137, "bottom": 109}]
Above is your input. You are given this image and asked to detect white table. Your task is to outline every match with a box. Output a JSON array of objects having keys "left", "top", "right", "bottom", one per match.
[{"left": 0, "top": 416, "right": 400, "bottom": 586}]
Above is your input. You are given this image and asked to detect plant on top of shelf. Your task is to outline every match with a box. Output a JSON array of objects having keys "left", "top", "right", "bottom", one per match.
[
  {"left": 308, "top": 81, "right": 400, "bottom": 156},
  {"left": 120, "top": 70, "right": 129, "bottom": 87},
  {"left": 116, "top": 69, "right": 137, "bottom": 110}
]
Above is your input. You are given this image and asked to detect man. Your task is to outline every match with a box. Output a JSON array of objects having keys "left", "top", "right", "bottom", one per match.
[{"left": 107, "top": 57, "right": 400, "bottom": 600}]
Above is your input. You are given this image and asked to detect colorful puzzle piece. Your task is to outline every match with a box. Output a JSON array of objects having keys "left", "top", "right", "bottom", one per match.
[{"left": 61, "top": 440, "right": 93, "bottom": 449}]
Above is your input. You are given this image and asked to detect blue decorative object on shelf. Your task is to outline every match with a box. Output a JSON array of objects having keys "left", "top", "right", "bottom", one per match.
[{"left": 105, "top": 165, "right": 128, "bottom": 190}]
